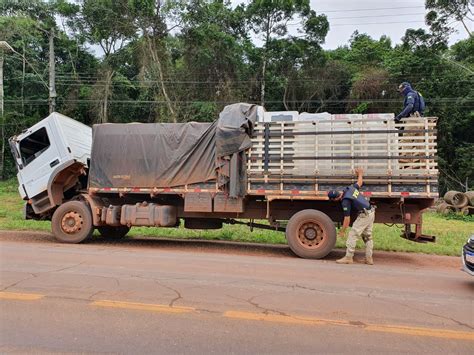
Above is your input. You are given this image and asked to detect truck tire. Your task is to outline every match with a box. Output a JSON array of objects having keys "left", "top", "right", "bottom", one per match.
[
  {"left": 97, "top": 226, "right": 130, "bottom": 239},
  {"left": 51, "top": 201, "right": 94, "bottom": 243},
  {"left": 465, "top": 191, "right": 474, "bottom": 207},
  {"left": 444, "top": 191, "right": 468, "bottom": 208},
  {"left": 436, "top": 202, "right": 448, "bottom": 213},
  {"left": 459, "top": 206, "right": 471, "bottom": 216},
  {"left": 438, "top": 203, "right": 456, "bottom": 215},
  {"left": 286, "top": 209, "right": 336, "bottom": 259}
]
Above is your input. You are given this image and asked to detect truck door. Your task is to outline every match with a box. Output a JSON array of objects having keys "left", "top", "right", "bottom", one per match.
[{"left": 16, "top": 123, "right": 61, "bottom": 199}]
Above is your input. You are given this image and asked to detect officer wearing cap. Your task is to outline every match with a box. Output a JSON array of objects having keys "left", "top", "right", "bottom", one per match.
[
  {"left": 395, "top": 82, "right": 425, "bottom": 123},
  {"left": 328, "top": 168, "right": 375, "bottom": 265}
]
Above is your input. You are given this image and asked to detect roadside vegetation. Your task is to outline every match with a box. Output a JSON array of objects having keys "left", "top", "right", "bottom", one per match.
[
  {"left": 1, "top": 179, "right": 471, "bottom": 256},
  {"left": 1, "top": 1, "right": 473, "bottom": 193}
]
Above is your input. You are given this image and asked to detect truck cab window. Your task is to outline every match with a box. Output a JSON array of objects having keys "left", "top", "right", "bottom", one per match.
[{"left": 19, "top": 127, "right": 51, "bottom": 166}]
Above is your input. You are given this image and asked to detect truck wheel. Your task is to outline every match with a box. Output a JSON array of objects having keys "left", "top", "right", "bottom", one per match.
[
  {"left": 97, "top": 226, "right": 130, "bottom": 239},
  {"left": 51, "top": 201, "right": 94, "bottom": 243},
  {"left": 286, "top": 209, "right": 336, "bottom": 259},
  {"left": 444, "top": 191, "right": 468, "bottom": 208}
]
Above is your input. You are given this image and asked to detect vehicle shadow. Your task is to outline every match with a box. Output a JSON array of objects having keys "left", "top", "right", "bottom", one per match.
[
  {"left": 86, "top": 234, "right": 352, "bottom": 260},
  {"left": 87, "top": 235, "right": 300, "bottom": 258},
  {"left": 0, "top": 230, "right": 343, "bottom": 260},
  {"left": 0, "top": 230, "right": 460, "bottom": 268}
]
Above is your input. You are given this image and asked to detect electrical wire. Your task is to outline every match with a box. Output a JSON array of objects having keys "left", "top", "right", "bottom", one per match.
[
  {"left": 316, "top": 6, "right": 426, "bottom": 13},
  {"left": 331, "top": 21, "right": 426, "bottom": 27}
]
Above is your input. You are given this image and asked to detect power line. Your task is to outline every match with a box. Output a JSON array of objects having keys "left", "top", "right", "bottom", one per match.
[
  {"left": 328, "top": 13, "right": 426, "bottom": 20},
  {"left": 9, "top": 74, "right": 474, "bottom": 84},
  {"left": 286, "top": 13, "right": 427, "bottom": 26},
  {"left": 317, "top": 6, "right": 426, "bottom": 13},
  {"left": 331, "top": 21, "right": 426, "bottom": 27},
  {"left": 15, "top": 67, "right": 471, "bottom": 81}
]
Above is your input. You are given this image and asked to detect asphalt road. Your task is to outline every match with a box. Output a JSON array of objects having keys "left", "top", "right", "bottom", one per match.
[{"left": 1, "top": 231, "right": 473, "bottom": 354}]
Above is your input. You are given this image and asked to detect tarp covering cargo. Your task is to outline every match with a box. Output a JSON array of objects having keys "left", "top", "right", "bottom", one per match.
[{"left": 89, "top": 103, "right": 258, "bottom": 197}]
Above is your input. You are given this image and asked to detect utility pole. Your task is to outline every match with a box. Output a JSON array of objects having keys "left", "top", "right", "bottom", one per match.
[
  {"left": 1, "top": 53, "right": 4, "bottom": 177},
  {"left": 48, "top": 28, "right": 56, "bottom": 113},
  {"left": 0, "top": 41, "right": 14, "bottom": 180},
  {"left": 1, "top": 52, "right": 4, "bottom": 120}
]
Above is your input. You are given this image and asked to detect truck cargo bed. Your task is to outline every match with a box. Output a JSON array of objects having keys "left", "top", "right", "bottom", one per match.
[
  {"left": 247, "top": 115, "right": 438, "bottom": 199},
  {"left": 90, "top": 115, "right": 438, "bottom": 200}
]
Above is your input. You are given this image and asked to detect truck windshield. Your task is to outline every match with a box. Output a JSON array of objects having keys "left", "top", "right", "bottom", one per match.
[{"left": 19, "top": 127, "right": 51, "bottom": 166}]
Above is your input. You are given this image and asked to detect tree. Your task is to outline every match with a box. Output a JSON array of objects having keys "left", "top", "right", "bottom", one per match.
[
  {"left": 426, "top": 0, "right": 474, "bottom": 37},
  {"left": 70, "top": 0, "right": 136, "bottom": 123},
  {"left": 282, "top": 59, "right": 350, "bottom": 112},
  {"left": 127, "top": 0, "right": 180, "bottom": 122},
  {"left": 1, "top": 0, "right": 62, "bottom": 112},
  {"left": 245, "top": 0, "right": 326, "bottom": 107},
  {"left": 177, "top": 0, "right": 248, "bottom": 119}
]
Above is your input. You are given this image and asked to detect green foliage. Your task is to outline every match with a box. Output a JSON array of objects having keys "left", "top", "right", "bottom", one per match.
[
  {"left": 76, "top": 0, "right": 136, "bottom": 56},
  {"left": 0, "top": 1, "right": 472, "bottom": 192},
  {"left": 345, "top": 32, "right": 392, "bottom": 68},
  {"left": 186, "top": 102, "right": 219, "bottom": 122},
  {"left": 442, "top": 212, "right": 474, "bottom": 223},
  {"left": 426, "top": 0, "right": 473, "bottom": 38},
  {"left": 351, "top": 102, "right": 370, "bottom": 114}
]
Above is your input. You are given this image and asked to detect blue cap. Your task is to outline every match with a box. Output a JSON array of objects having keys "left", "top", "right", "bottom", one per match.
[
  {"left": 328, "top": 190, "right": 341, "bottom": 200},
  {"left": 398, "top": 82, "right": 411, "bottom": 92}
]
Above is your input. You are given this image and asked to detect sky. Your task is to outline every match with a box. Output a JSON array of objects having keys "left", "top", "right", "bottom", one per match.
[{"left": 231, "top": 0, "right": 472, "bottom": 49}]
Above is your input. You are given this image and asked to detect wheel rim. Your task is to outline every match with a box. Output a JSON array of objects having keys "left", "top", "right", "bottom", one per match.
[
  {"left": 296, "top": 220, "right": 326, "bottom": 249},
  {"left": 61, "top": 211, "right": 83, "bottom": 234}
]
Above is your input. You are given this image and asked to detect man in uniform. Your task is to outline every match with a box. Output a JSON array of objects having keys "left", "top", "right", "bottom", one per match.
[
  {"left": 395, "top": 82, "right": 427, "bottom": 168},
  {"left": 395, "top": 82, "right": 425, "bottom": 123},
  {"left": 327, "top": 168, "right": 375, "bottom": 265}
]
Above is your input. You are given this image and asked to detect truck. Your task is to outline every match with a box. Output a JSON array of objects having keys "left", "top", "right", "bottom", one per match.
[{"left": 9, "top": 103, "right": 438, "bottom": 259}]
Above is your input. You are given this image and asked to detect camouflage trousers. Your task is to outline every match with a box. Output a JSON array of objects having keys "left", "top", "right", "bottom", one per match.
[{"left": 346, "top": 209, "right": 375, "bottom": 258}]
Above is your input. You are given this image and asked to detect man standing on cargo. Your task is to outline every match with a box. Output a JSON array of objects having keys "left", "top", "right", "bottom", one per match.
[
  {"left": 327, "top": 168, "right": 375, "bottom": 265},
  {"left": 395, "top": 82, "right": 425, "bottom": 123}
]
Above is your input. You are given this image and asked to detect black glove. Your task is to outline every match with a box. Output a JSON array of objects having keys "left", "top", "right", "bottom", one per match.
[{"left": 394, "top": 116, "right": 401, "bottom": 124}]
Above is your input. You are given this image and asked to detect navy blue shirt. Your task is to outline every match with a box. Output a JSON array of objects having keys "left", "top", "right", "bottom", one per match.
[
  {"left": 396, "top": 90, "right": 425, "bottom": 120},
  {"left": 341, "top": 183, "right": 371, "bottom": 216}
]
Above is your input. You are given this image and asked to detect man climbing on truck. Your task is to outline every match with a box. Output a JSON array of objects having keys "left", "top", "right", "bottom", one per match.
[
  {"left": 395, "top": 82, "right": 426, "bottom": 123},
  {"left": 328, "top": 168, "right": 375, "bottom": 265}
]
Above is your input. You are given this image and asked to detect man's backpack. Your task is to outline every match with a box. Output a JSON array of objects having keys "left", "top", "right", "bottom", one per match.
[{"left": 417, "top": 91, "right": 426, "bottom": 112}]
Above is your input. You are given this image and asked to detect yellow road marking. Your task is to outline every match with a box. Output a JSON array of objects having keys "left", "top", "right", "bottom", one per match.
[
  {"left": 0, "top": 291, "right": 44, "bottom": 301},
  {"left": 224, "top": 311, "right": 474, "bottom": 341},
  {"left": 91, "top": 300, "right": 195, "bottom": 314},
  {"left": 2, "top": 292, "right": 471, "bottom": 341}
]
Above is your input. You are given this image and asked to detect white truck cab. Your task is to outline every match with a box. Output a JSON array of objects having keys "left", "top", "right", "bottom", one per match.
[{"left": 9, "top": 112, "right": 91, "bottom": 214}]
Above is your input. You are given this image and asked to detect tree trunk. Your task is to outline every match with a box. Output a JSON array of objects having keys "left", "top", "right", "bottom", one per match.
[
  {"left": 0, "top": 54, "right": 4, "bottom": 180},
  {"left": 146, "top": 36, "right": 176, "bottom": 123},
  {"left": 21, "top": 42, "right": 25, "bottom": 115},
  {"left": 260, "top": 15, "right": 272, "bottom": 108},
  {"left": 283, "top": 80, "right": 289, "bottom": 111},
  {"left": 100, "top": 68, "right": 113, "bottom": 124},
  {"left": 260, "top": 57, "right": 266, "bottom": 107},
  {"left": 460, "top": 18, "right": 472, "bottom": 37},
  {"left": 48, "top": 29, "right": 56, "bottom": 114}
]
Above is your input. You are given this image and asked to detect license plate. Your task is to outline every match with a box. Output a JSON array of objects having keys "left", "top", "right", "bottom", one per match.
[{"left": 466, "top": 252, "right": 474, "bottom": 264}]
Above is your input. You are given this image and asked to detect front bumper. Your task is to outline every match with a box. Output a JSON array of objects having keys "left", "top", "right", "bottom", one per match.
[{"left": 462, "top": 242, "right": 474, "bottom": 276}]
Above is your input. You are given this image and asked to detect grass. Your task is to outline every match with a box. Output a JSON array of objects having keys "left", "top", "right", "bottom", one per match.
[{"left": 1, "top": 179, "right": 472, "bottom": 256}]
